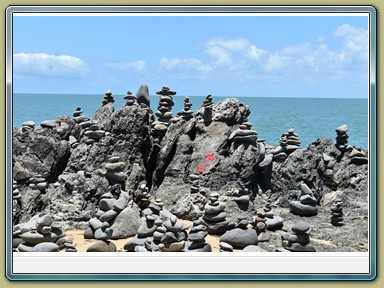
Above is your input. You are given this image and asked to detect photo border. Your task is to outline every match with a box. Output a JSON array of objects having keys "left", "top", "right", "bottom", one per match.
[{"left": 3, "top": 3, "right": 377, "bottom": 282}]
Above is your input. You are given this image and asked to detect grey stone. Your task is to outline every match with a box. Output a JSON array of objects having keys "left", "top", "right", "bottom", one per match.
[
  {"left": 290, "top": 201, "right": 318, "bottom": 216},
  {"left": 84, "top": 227, "right": 94, "bottom": 239},
  {"left": 21, "top": 231, "right": 58, "bottom": 245},
  {"left": 265, "top": 216, "right": 284, "bottom": 230},
  {"left": 242, "top": 245, "right": 268, "bottom": 252},
  {"left": 99, "top": 210, "right": 118, "bottom": 222},
  {"left": 219, "top": 228, "right": 258, "bottom": 249},
  {"left": 299, "top": 194, "right": 317, "bottom": 205},
  {"left": 110, "top": 205, "right": 142, "bottom": 239},
  {"left": 40, "top": 120, "right": 57, "bottom": 128},
  {"left": 87, "top": 240, "right": 116, "bottom": 252},
  {"left": 292, "top": 222, "right": 310, "bottom": 233},
  {"left": 301, "top": 183, "right": 313, "bottom": 195},
  {"left": 94, "top": 227, "right": 113, "bottom": 240},
  {"left": 136, "top": 84, "right": 150, "bottom": 106},
  {"left": 99, "top": 198, "right": 116, "bottom": 212},
  {"left": 32, "top": 242, "right": 60, "bottom": 252}
]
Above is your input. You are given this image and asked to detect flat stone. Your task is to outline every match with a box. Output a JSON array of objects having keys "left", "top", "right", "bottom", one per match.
[
  {"left": 40, "top": 120, "right": 56, "bottom": 128},
  {"left": 99, "top": 210, "right": 118, "bottom": 222},
  {"left": 219, "top": 241, "right": 233, "bottom": 252},
  {"left": 265, "top": 216, "right": 284, "bottom": 230},
  {"left": 288, "top": 233, "right": 310, "bottom": 245},
  {"left": 219, "top": 228, "right": 258, "bottom": 249},
  {"left": 300, "top": 183, "right": 313, "bottom": 195},
  {"left": 21, "top": 231, "right": 58, "bottom": 245},
  {"left": 188, "top": 231, "right": 208, "bottom": 242},
  {"left": 234, "top": 195, "right": 250, "bottom": 203},
  {"left": 32, "top": 242, "right": 60, "bottom": 252},
  {"left": 350, "top": 157, "right": 368, "bottom": 165},
  {"left": 87, "top": 240, "right": 116, "bottom": 252},
  {"left": 336, "top": 124, "right": 349, "bottom": 134},
  {"left": 105, "top": 162, "right": 125, "bottom": 172},
  {"left": 22, "top": 121, "right": 35, "bottom": 127},
  {"left": 201, "top": 218, "right": 234, "bottom": 235},
  {"left": 186, "top": 242, "right": 212, "bottom": 252},
  {"left": 290, "top": 201, "right": 318, "bottom": 216},
  {"left": 273, "top": 152, "right": 287, "bottom": 161},
  {"left": 84, "top": 130, "right": 105, "bottom": 140},
  {"left": 204, "top": 202, "right": 226, "bottom": 214},
  {"left": 283, "top": 241, "right": 316, "bottom": 252},
  {"left": 163, "top": 219, "right": 185, "bottom": 233},
  {"left": 242, "top": 245, "right": 268, "bottom": 252},
  {"left": 17, "top": 242, "right": 35, "bottom": 252},
  {"left": 159, "top": 241, "right": 185, "bottom": 252},
  {"left": 299, "top": 194, "right": 317, "bottom": 205},
  {"left": 106, "top": 171, "right": 126, "bottom": 182},
  {"left": 292, "top": 222, "right": 310, "bottom": 233},
  {"left": 324, "top": 169, "right": 334, "bottom": 177}
]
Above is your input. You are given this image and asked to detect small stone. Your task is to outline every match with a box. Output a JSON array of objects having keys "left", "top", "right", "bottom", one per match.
[
  {"left": 336, "top": 124, "right": 349, "bottom": 134},
  {"left": 292, "top": 222, "right": 310, "bottom": 233},
  {"left": 86, "top": 240, "right": 116, "bottom": 252}
]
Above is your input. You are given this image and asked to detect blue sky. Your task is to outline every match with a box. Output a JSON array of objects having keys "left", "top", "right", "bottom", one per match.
[{"left": 13, "top": 14, "right": 369, "bottom": 98}]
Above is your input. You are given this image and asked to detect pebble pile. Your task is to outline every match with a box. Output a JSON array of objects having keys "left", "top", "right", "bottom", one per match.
[
  {"left": 282, "top": 222, "right": 316, "bottom": 252},
  {"left": 155, "top": 86, "right": 176, "bottom": 123},
  {"left": 189, "top": 174, "right": 200, "bottom": 194},
  {"left": 200, "top": 192, "right": 234, "bottom": 235},
  {"left": 105, "top": 156, "right": 126, "bottom": 185},
  {"left": 186, "top": 219, "right": 211, "bottom": 252},
  {"left": 349, "top": 147, "right": 368, "bottom": 165},
  {"left": 202, "top": 95, "right": 214, "bottom": 123},
  {"left": 102, "top": 89, "right": 115, "bottom": 106},
  {"left": 264, "top": 202, "right": 284, "bottom": 231},
  {"left": 135, "top": 183, "right": 151, "bottom": 209},
  {"left": 158, "top": 215, "right": 187, "bottom": 252},
  {"left": 331, "top": 201, "right": 344, "bottom": 226},
  {"left": 15, "top": 214, "right": 75, "bottom": 252},
  {"left": 73, "top": 107, "right": 89, "bottom": 125},
  {"left": 335, "top": 124, "right": 351, "bottom": 151},
  {"left": 233, "top": 180, "right": 251, "bottom": 205},
  {"left": 253, "top": 209, "right": 270, "bottom": 242},
  {"left": 322, "top": 153, "right": 336, "bottom": 180},
  {"left": 13, "top": 180, "right": 22, "bottom": 201},
  {"left": 124, "top": 91, "right": 137, "bottom": 106},
  {"left": 289, "top": 183, "right": 318, "bottom": 216},
  {"left": 84, "top": 123, "right": 106, "bottom": 142}
]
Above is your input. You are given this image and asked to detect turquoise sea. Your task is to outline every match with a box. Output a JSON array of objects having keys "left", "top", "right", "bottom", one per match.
[{"left": 12, "top": 93, "right": 369, "bottom": 149}]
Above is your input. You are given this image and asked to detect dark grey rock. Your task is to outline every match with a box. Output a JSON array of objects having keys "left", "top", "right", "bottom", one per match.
[
  {"left": 110, "top": 204, "right": 142, "bottom": 239},
  {"left": 289, "top": 201, "right": 318, "bottom": 216},
  {"left": 136, "top": 84, "right": 150, "bottom": 107},
  {"left": 219, "top": 228, "right": 258, "bottom": 249}
]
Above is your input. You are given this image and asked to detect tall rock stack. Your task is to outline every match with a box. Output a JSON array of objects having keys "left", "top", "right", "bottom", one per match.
[
  {"left": 179, "top": 96, "right": 194, "bottom": 120},
  {"left": 158, "top": 215, "right": 187, "bottom": 252},
  {"left": 186, "top": 219, "right": 212, "bottom": 252},
  {"left": 189, "top": 174, "right": 200, "bottom": 194},
  {"left": 200, "top": 192, "right": 234, "bottom": 235},
  {"left": 331, "top": 201, "right": 344, "bottom": 226},
  {"left": 155, "top": 86, "right": 176, "bottom": 123},
  {"left": 282, "top": 222, "right": 316, "bottom": 252},
  {"left": 335, "top": 124, "right": 350, "bottom": 151},
  {"left": 105, "top": 156, "right": 126, "bottom": 186},
  {"left": 124, "top": 91, "right": 137, "bottom": 106},
  {"left": 202, "top": 94, "right": 214, "bottom": 124},
  {"left": 102, "top": 89, "right": 115, "bottom": 106},
  {"left": 72, "top": 107, "right": 89, "bottom": 125},
  {"left": 289, "top": 183, "right": 318, "bottom": 216}
]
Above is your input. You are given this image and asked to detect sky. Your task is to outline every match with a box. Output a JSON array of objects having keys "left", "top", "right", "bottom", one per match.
[{"left": 12, "top": 14, "right": 369, "bottom": 98}]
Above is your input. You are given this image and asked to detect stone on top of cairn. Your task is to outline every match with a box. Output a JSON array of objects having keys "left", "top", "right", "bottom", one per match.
[
  {"left": 102, "top": 89, "right": 115, "bottom": 106},
  {"left": 124, "top": 91, "right": 137, "bottom": 106}
]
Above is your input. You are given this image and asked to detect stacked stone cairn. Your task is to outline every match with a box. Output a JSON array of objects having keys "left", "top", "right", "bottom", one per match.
[
  {"left": 268, "top": 128, "right": 301, "bottom": 161},
  {"left": 228, "top": 122, "right": 258, "bottom": 145},
  {"left": 21, "top": 121, "right": 35, "bottom": 132},
  {"left": 219, "top": 216, "right": 258, "bottom": 249},
  {"left": 84, "top": 122, "right": 106, "bottom": 143},
  {"left": 335, "top": 124, "right": 353, "bottom": 151},
  {"left": 155, "top": 86, "right": 176, "bottom": 123},
  {"left": 264, "top": 201, "right": 284, "bottom": 231},
  {"left": 282, "top": 222, "right": 316, "bottom": 252},
  {"left": 105, "top": 156, "right": 126, "bottom": 185},
  {"left": 233, "top": 179, "right": 252, "bottom": 206},
  {"left": 72, "top": 107, "right": 90, "bottom": 125},
  {"left": 349, "top": 146, "right": 368, "bottom": 165},
  {"left": 322, "top": 153, "right": 336, "bottom": 180},
  {"left": 185, "top": 219, "right": 212, "bottom": 252},
  {"left": 189, "top": 174, "right": 200, "bottom": 194},
  {"left": 15, "top": 213, "right": 75, "bottom": 252},
  {"left": 331, "top": 201, "right": 344, "bottom": 226},
  {"left": 13, "top": 180, "right": 22, "bottom": 201},
  {"left": 253, "top": 208, "right": 270, "bottom": 242},
  {"left": 134, "top": 183, "right": 151, "bottom": 209},
  {"left": 202, "top": 95, "right": 214, "bottom": 124},
  {"left": 289, "top": 183, "right": 318, "bottom": 216},
  {"left": 102, "top": 89, "right": 115, "bottom": 106},
  {"left": 28, "top": 176, "right": 47, "bottom": 191},
  {"left": 178, "top": 96, "right": 194, "bottom": 120},
  {"left": 158, "top": 215, "right": 188, "bottom": 252},
  {"left": 124, "top": 91, "right": 137, "bottom": 106},
  {"left": 199, "top": 192, "right": 234, "bottom": 235}
]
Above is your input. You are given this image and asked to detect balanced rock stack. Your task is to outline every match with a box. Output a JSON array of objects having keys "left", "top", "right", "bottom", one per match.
[
  {"left": 219, "top": 216, "right": 258, "bottom": 249},
  {"left": 158, "top": 215, "right": 188, "bottom": 252},
  {"left": 16, "top": 214, "right": 72, "bottom": 252},
  {"left": 135, "top": 183, "right": 151, "bottom": 209},
  {"left": 282, "top": 222, "right": 316, "bottom": 252},
  {"left": 105, "top": 156, "right": 126, "bottom": 185},
  {"left": 84, "top": 215, "right": 117, "bottom": 252},
  {"left": 179, "top": 96, "right": 194, "bottom": 120},
  {"left": 322, "top": 153, "right": 336, "bottom": 179},
  {"left": 253, "top": 209, "right": 270, "bottom": 242},
  {"left": 124, "top": 91, "right": 137, "bottom": 106},
  {"left": 233, "top": 180, "right": 251, "bottom": 205},
  {"left": 185, "top": 219, "right": 212, "bottom": 252},
  {"left": 349, "top": 146, "right": 368, "bottom": 165},
  {"left": 21, "top": 121, "right": 35, "bottom": 132},
  {"left": 289, "top": 183, "right": 318, "bottom": 216},
  {"left": 72, "top": 107, "right": 89, "bottom": 125},
  {"left": 331, "top": 201, "right": 344, "bottom": 226},
  {"left": 102, "top": 89, "right": 115, "bottom": 106},
  {"left": 13, "top": 180, "right": 22, "bottom": 201},
  {"left": 264, "top": 201, "right": 284, "bottom": 231},
  {"left": 155, "top": 86, "right": 176, "bottom": 123},
  {"left": 84, "top": 123, "right": 106, "bottom": 142},
  {"left": 28, "top": 176, "right": 47, "bottom": 191},
  {"left": 200, "top": 192, "right": 234, "bottom": 235},
  {"left": 189, "top": 174, "right": 200, "bottom": 194},
  {"left": 202, "top": 95, "right": 214, "bottom": 123},
  {"left": 228, "top": 122, "right": 258, "bottom": 145},
  {"left": 285, "top": 128, "right": 301, "bottom": 153},
  {"left": 335, "top": 124, "right": 351, "bottom": 151}
]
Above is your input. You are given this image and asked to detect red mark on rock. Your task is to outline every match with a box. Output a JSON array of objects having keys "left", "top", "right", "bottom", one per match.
[{"left": 197, "top": 153, "right": 216, "bottom": 175}]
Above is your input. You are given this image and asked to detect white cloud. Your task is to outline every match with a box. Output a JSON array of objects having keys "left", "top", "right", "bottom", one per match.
[
  {"left": 333, "top": 23, "right": 368, "bottom": 60},
  {"left": 160, "top": 57, "right": 213, "bottom": 73},
  {"left": 14, "top": 53, "right": 89, "bottom": 77},
  {"left": 104, "top": 60, "right": 146, "bottom": 72}
]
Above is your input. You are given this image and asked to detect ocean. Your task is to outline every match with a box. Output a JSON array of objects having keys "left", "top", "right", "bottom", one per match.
[{"left": 12, "top": 93, "right": 369, "bottom": 149}]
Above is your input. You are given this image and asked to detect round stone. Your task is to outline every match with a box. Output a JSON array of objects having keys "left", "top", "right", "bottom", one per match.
[{"left": 292, "top": 222, "right": 310, "bottom": 233}]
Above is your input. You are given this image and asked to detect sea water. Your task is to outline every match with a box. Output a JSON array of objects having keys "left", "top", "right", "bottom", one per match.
[{"left": 12, "top": 93, "right": 369, "bottom": 149}]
